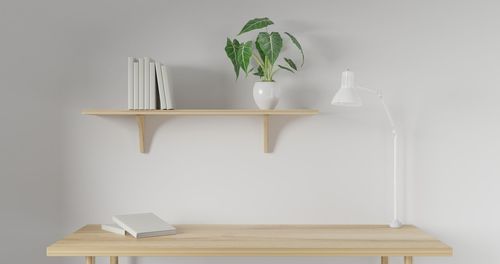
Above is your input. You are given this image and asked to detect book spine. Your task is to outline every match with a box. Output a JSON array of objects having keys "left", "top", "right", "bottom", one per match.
[
  {"left": 149, "top": 62, "right": 156, "bottom": 109},
  {"left": 138, "top": 58, "right": 144, "bottom": 109},
  {"left": 127, "top": 57, "right": 135, "bottom": 110},
  {"left": 155, "top": 62, "right": 166, "bottom": 110},
  {"left": 161, "top": 65, "right": 174, "bottom": 110},
  {"left": 136, "top": 229, "right": 176, "bottom": 238},
  {"left": 144, "top": 57, "right": 150, "bottom": 110},
  {"left": 133, "top": 62, "right": 139, "bottom": 109}
]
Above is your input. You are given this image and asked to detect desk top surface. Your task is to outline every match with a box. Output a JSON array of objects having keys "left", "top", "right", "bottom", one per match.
[{"left": 47, "top": 224, "right": 452, "bottom": 257}]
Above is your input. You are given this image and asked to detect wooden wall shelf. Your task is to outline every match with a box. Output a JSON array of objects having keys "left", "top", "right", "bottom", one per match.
[{"left": 82, "top": 109, "right": 318, "bottom": 153}]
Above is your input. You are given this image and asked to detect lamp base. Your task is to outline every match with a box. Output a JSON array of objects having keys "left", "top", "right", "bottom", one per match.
[{"left": 390, "top": 219, "right": 402, "bottom": 228}]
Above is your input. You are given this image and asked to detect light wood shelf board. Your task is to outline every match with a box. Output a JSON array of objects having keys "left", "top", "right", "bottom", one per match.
[{"left": 81, "top": 109, "right": 319, "bottom": 116}]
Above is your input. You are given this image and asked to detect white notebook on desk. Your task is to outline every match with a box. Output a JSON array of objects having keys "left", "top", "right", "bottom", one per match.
[
  {"left": 101, "top": 223, "right": 126, "bottom": 235},
  {"left": 112, "top": 213, "right": 176, "bottom": 238}
]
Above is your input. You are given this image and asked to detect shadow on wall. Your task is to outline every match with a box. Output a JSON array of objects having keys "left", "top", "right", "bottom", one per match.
[
  {"left": 167, "top": 66, "right": 241, "bottom": 109},
  {"left": 166, "top": 65, "right": 323, "bottom": 109},
  {"left": 126, "top": 256, "right": 372, "bottom": 264},
  {"left": 139, "top": 65, "right": 242, "bottom": 153},
  {"left": 268, "top": 116, "right": 304, "bottom": 152},
  {"left": 280, "top": 83, "right": 323, "bottom": 109}
]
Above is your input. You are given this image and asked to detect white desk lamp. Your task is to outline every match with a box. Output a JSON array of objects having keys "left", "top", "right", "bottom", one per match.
[{"left": 331, "top": 69, "right": 402, "bottom": 228}]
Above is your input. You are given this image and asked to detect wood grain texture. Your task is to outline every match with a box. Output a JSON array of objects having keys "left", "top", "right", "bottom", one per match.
[
  {"left": 81, "top": 109, "right": 319, "bottom": 116},
  {"left": 85, "top": 256, "right": 94, "bottom": 264},
  {"left": 263, "top": 115, "right": 270, "bottom": 153},
  {"left": 381, "top": 256, "right": 389, "bottom": 264},
  {"left": 47, "top": 225, "right": 452, "bottom": 257},
  {"left": 136, "top": 115, "right": 145, "bottom": 153},
  {"left": 405, "top": 256, "right": 413, "bottom": 264}
]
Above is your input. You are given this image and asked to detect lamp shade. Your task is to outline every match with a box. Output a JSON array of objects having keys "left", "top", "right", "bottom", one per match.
[{"left": 331, "top": 70, "right": 362, "bottom": 106}]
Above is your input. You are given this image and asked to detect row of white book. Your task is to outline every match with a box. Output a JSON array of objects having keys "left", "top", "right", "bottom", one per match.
[
  {"left": 101, "top": 212, "right": 176, "bottom": 238},
  {"left": 128, "top": 57, "right": 174, "bottom": 110}
]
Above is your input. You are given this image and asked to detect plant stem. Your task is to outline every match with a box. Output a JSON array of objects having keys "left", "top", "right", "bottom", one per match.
[{"left": 252, "top": 53, "right": 264, "bottom": 68}]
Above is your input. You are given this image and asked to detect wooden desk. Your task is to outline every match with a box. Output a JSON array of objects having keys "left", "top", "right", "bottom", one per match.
[{"left": 47, "top": 225, "right": 452, "bottom": 264}]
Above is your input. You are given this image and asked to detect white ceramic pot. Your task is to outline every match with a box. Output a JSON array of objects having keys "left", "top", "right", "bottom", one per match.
[{"left": 253, "top": 81, "right": 280, "bottom": 110}]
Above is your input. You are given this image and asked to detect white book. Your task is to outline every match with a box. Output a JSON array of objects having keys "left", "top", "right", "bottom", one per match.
[
  {"left": 161, "top": 65, "right": 174, "bottom": 110},
  {"left": 144, "top": 57, "right": 150, "bottom": 109},
  {"left": 112, "top": 213, "right": 176, "bottom": 238},
  {"left": 101, "top": 223, "right": 126, "bottom": 235},
  {"left": 138, "top": 58, "right": 144, "bottom": 109},
  {"left": 149, "top": 62, "right": 156, "bottom": 109},
  {"left": 133, "top": 62, "right": 139, "bottom": 109},
  {"left": 127, "top": 57, "right": 135, "bottom": 110},
  {"left": 155, "top": 62, "right": 167, "bottom": 110}
]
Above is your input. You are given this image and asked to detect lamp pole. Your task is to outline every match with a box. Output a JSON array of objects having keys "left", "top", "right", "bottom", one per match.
[
  {"left": 332, "top": 70, "right": 403, "bottom": 228},
  {"left": 358, "top": 87, "right": 402, "bottom": 228}
]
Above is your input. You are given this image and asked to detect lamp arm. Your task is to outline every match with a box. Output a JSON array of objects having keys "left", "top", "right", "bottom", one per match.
[
  {"left": 357, "top": 86, "right": 401, "bottom": 228},
  {"left": 357, "top": 86, "right": 396, "bottom": 131}
]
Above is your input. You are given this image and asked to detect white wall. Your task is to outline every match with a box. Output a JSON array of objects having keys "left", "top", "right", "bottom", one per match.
[
  {"left": 0, "top": 1, "right": 67, "bottom": 263},
  {"left": 1, "top": 0, "right": 499, "bottom": 264}
]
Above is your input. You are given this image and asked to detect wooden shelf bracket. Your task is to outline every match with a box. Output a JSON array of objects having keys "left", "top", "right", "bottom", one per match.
[
  {"left": 263, "top": 115, "right": 270, "bottom": 153},
  {"left": 136, "top": 115, "right": 145, "bottom": 153}
]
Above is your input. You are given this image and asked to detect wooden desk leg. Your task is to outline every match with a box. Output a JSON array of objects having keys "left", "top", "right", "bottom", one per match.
[
  {"left": 85, "top": 256, "right": 95, "bottom": 264},
  {"left": 404, "top": 256, "right": 413, "bottom": 264},
  {"left": 110, "top": 256, "right": 118, "bottom": 264},
  {"left": 381, "top": 256, "right": 389, "bottom": 264}
]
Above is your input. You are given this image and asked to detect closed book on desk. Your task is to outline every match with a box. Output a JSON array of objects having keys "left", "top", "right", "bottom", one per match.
[
  {"left": 112, "top": 213, "right": 176, "bottom": 238},
  {"left": 101, "top": 223, "right": 126, "bottom": 235}
]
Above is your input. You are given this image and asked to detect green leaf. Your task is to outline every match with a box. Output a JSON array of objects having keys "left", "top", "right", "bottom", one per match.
[
  {"left": 284, "top": 58, "right": 297, "bottom": 71},
  {"left": 255, "top": 40, "right": 266, "bottom": 62},
  {"left": 278, "top": 65, "right": 295, "bottom": 73},
  {"left": 224, "top": 38, "right": 240, "bottom": 78},
  {"left": 285, "top": 32, "right": 304, "bottom": 66},
  {"left": 253, "top": 66, "right": 264, "bottom": 77},
  {"left": 236, "top": 41, "right": 253, "bottom": 75},
  {"left": 238, "top": 17, "right": 274, "bottom": 35},
  {"left": 256, "top": 32, "right": 283, "bottom": 65}
]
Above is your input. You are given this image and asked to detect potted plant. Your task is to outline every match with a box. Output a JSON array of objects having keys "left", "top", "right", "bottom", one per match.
[{"left": 225, "top": 17, "right": 305, "bottom": 109}]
